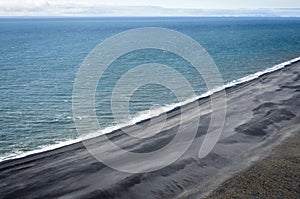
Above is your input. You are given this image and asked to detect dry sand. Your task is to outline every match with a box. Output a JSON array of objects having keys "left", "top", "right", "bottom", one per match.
[{"left": 206, "top": 129, "right": 300, "bottom": 198}]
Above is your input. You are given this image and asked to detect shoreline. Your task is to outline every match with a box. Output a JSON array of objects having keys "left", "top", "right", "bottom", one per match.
[
  {"left": 1, "top": 59, "right": 300, "bottom": 198},
  {"left": 1, "top": 56, "right": 299, "bottom": 164}
]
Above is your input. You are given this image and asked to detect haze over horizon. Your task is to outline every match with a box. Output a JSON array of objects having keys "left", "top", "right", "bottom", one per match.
[{"left": 0, "top": 0, "right": 300, "bottom": 17}]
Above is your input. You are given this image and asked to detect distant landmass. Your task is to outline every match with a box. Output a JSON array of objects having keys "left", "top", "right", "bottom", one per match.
[{"left": 0, "top": 4, "right": 300, "bottom": 17}]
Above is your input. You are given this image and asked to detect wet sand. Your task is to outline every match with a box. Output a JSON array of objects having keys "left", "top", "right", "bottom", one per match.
[{"left": 1, "top": 61, "right": 300, "bottom": 199}]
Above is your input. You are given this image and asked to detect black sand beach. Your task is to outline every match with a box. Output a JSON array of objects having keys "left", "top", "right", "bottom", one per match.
[
  {"left": 1, "top": 61, "right": 300, "bottom": 199},
  {"left": 206, "top": 130, "right": 300, "bottom": 198}
]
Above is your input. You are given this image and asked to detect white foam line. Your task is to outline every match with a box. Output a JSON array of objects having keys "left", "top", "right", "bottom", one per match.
[
  {"left": 224, "top": 56, "right": 300, "bottom": 88},
  {"left": 1, "top": 56, "right": 300, "bottom": 163},
  {"left": 0, "top": 139, "right": 81, "bottom": 162}
]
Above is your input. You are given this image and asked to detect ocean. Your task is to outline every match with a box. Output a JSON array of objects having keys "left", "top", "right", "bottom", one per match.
[{"left": 1, "top": 17, "right": 300, "bottom": 161}]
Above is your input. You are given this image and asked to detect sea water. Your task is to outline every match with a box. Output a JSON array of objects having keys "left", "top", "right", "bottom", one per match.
[{"left": 1, "top": 17, "right": 300, "bottom": 161}]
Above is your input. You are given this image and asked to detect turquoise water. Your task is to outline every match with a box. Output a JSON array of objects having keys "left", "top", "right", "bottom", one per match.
[{"left": 1, "top": 17, "right": 300, "bottom": 160}]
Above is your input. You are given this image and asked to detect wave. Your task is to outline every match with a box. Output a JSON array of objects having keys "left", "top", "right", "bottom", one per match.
[{"left": 1, "top": 56, "right": 300, "bottom": 163}]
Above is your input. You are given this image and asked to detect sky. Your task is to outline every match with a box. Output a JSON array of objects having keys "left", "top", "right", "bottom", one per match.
[{"left": 0, "top": 0, "right": 300, "bottom": 16}]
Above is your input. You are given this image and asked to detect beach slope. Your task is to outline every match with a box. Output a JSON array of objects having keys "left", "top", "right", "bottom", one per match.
[{"left": 1, "top": 61, "right": 300, "bottom": 199}]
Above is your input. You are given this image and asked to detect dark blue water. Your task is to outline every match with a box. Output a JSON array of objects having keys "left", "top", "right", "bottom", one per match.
[{"left": 1, "top": 17, "right": 300, "bottom": 161}]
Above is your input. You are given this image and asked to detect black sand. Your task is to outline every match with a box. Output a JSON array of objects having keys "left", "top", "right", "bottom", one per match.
[
  {"left": 1, "top": 61, "right": 300, "bottom": 199},
  {"left": 206, "top": 129, "right": 300, "bottom": 199}
]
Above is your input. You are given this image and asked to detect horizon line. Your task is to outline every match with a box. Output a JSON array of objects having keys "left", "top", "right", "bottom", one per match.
[{"left": 1, "top": 15, "right": 300, "bottom": 18}]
